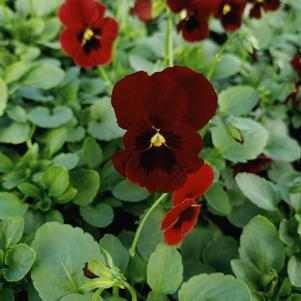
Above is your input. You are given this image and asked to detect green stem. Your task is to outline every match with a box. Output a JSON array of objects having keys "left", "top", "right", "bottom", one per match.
[
  {"left": 112, "top": 286, "right": 119, "bottom": 297},
  {"left": 120, "top": 281, "right": 138, "bottom": 301},
  {"left": 207, "top": 34, "right": 236, "bottom": 81},
  {"left": 129, "top": 193, "right": 168, "bottom": 257},
  {"left": 164, "top": 8, "right": 173, "bottom": 68},
  {"left": 99, "top": 66, "right": 113, "bottom": 93}
]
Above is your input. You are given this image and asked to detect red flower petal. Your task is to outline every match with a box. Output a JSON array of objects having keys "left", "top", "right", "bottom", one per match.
[
  {"left": 172, "top": 163, "right": 215, "bottom": 205},
  {"left": 249, "top": 4, "right": 262, "bottom": 18},
  {"left": 58, "top": 0, "right": 105, "bottom": 28},
  {"left": 264, "top": 0, "right": 280, "bottom": 11},
  {"left": 161, "top": 199, "right": 201, "bottom": 245},
  {"left": 131, "top": 0, "right": 153, "bottom": 22},
  {"left": 162, "top": 66, "right": 217, "bottom": 130},
  {"left": 167, "top": 0, "right": 196, "bottom": 13},
  {"left": 112, "top": 71, "right": 188, "bottom": 129}
]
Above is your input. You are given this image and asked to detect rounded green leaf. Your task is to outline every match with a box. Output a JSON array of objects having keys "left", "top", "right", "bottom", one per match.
[
  {"left": 72, "top": 169, "right": 100, "bottom": 206},
  {"left": 212, "top": 118, "right": 268, "bottom": 163},
  {"left": 288, "top": 256, "right": 301, "bottom": 287},
  {"left": 41, "top": 165, "right": 70, "bottom": 197},
  {"left": 31, "top": 222, "right": 103, "bottom": 301},
  {"left": 23, "top": 63, "right": 65, "bottom": 89},
  {"left": 235, "top": 173, "right": 279, "bottom": 211},
  {"left": 239, "top": 216, "right": 285, "bottom": 273},
  {"left": 147, "top": 243, "right": 183, "bottom": 295},
  {"left": 4, "top": 243, "right": 36, "bottom": 282},
  {"left": 0, "top": 121, "right": 30, "bottom": 144},
  {"left": 80, "top": 204, "right": 114, "bottom": 228},
  {"left": 1, "top": 217, "right": 24, "bottom": 248},
  {"left": 113, "top": 180, "right": 149, "bottom": 202},
  {"left": 178, "top": 273, "right": 252, "bottom": 301},
  {"left": 4, "top": 62, "right": 30, "bottom": 84},
  {"left": 218, "top": 86, "right": 259, "bottom": 116},
  {"left": 0, "top": 192, "right": 28, "bottom": 220},
  {"left": 28, "top": 106, "right": 73, "bottom": 128},
  {"left": 83, "top": 137, "right": 103, "bottom": 168}
]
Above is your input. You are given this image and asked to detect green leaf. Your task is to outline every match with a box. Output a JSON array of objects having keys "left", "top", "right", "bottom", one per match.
[
  {"left": 212, "top": 117, "right": 268, "bottom": 163},
  {"left": 138, "top": 208, "right": 165, "bottom": 260},
  {"left": 23, "top": 63, "right": 65, "bottom": 89},
  {"left": 0, "top": 152, "right": 13, "bottom": 173},
  {"left": 56, "top": 187, "right": 78, "bottom": 204},
  {"left": 88, "top": 98, "right": 124, "bottom": 141},
  {"left": 178, "top": 273, "right": 252, "bottom": 301},
  {"left": 113, "top": 180, "right": 149, "bottom": 202},
  {"left": 147, "top": 243, "right": 183, "bottom": 295},
  {"left": 28, "top": 106, "right": 73, "bottom": 128},
  {"left": 31, "top": 222, "right": 104, "bottom": 301},
  {"left": 0, "top": 288, "right": 14, "bottom": 301},
  {"left": 6, "top": 106, "right": 27, "bottom": 123},
  {"left": 83, "top": 137, "right": 103, "bottom": 168},
  {"left": 80, "top": 204, "right": 114, "bottom": 228},
  {"left": 53, "top": 153, "right": 79, "bottom": 170},
  {"left": 0, "top": 192, "right": 28, "bottom": 220},
  {"left": 99, "top": 234, "right": 129, "bottom": 272},
  {"left": 71, "top": 169, "right": 100, "bottom": 206},
  {"left": 214, "top": 54, "right": 241, "bottom": 79},
  {"left": 231, "top": 259, "right": 262, "bottom": 290},
  {"left": 18, "top": 182, "right": 41, "bottom": 199},
  {"left": 264, "top": 136, "right": 301, "bottom": 162},
  {"left": 0, "top": 78, "right": 8, "bottom": 116},
  {"left": 202, "top": 236, "right": 238, "bottom": 274},
  {"left": 218, "top": 86, "right": 259, "bottom": 116},
  {"left": 0, "top": 217, "right": 24, "bottom": 249},
  {"left": 4, "top": 62, "right": 30, "bottom": 84},
  {"left": 288, "top": 256, "right": 301, "bottom": 287},
  {"left": 0, "top": 121, "right": 30, "bottom": 144},
  {"left": 205, "top": 183, "right": 232, "bottom": 216},
  {"left": 61, "top": 293, "right": 102, "bottom": 301},
  {"left": 235, "top": 173, "right": 279, "bottom": 211},
  {"left": 31, "top": 0, "right": 62, "bottom": 16},
  {"left": 41, "top": 165, "right": 70, "bottom": 197},
  {"left": 239, "top": 216, "right": 285, "bottom": 273},
  {"left": 45, "top": 128, "right": 68, "bottom": 157},
  {"left": 4, "top": 243, "right": 35, "bottom": 282}
]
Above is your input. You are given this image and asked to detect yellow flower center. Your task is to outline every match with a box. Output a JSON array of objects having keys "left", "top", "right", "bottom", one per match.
[
  {"left": 81, "top": 28, "right": 94, "bottom": 46},
  {"left": 223, "top": 4, "right": 232, "bottom": 15},
  {"left": 150, "top": 131, "right": 166, "bottom": 148},
  {"left": 256, "top": 0, "right": 264, "bottom": 3}
]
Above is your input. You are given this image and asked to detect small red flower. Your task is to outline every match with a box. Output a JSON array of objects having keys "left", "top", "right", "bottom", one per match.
[
  {"left": 209, "top": 0, "right": 247, "bottom": 32},
  {"left": 58, "top": 0, "right": 119, "bottom": 68},
  {"left": 161, "top": 163, "right": 215, "bottom": 245},
  {"left": 248, "top": 0, "right": 280, "bottom": 19},
  {"left": 291, "top": 53, "right": 301, "bottom": 78},
  {"left": 112, "top": 66, "right": 217, "bottom": 193},
  {"left": 177, "top": 3, "right": 211, "bottom": 42},
  {"left": 131, "top": 0, "right": 153, "bottom": 22}
]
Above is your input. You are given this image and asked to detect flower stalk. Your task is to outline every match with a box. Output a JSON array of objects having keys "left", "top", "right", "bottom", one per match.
[
  {"left": 99, "top": 67, "right": 113, "bottom": 93},
  {"left": 129, "top": 193, "right": 168, "bottom": 257},
  {"left": 164, "top": 8, "right": 174, "bottom": 68}
]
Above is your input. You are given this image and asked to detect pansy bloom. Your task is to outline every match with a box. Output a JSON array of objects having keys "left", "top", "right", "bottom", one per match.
[
  {"left": 233, "top": 156, "right": 272, "bottom": 175},
  {"left": 209, "top": 0, "right": 247, "bottom": 32},
  {"left": 167, "top": 0, "right": 211, "bottom": 42},
  {"left": 58, "top": 0, "right": 119, "bottom": 68},
  {"left": 161, "top": 163, "right": 215, "bottom": 245},
  {"left": 112, "top": 66, "right": 217, "bottom": 193},
  {"left": 248, "top": 0, "right": 280, "bottom": 19}
]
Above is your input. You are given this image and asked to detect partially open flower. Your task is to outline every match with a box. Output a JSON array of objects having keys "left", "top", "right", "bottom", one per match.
[
  {"left": 112, "top": 66, "right": 217, "bottom": 193},
  {"left": 131, "top": 0, "right": 153, "bottom": 22},
  {"left": 161, "top": 163, "right": 215, "bottom": 245},
  {"left": 209, "top": 0, "right": 247, "bottom": 32},
  {"left": 248, "top": 0, "right": 280, "bottom": 19},
  {"left": 58, "top": 0, "right": 119, "bottom": 68}
]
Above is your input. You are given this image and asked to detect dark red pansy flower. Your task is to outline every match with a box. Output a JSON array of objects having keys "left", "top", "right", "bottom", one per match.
[
  {"left": 161, "top": 163, "right": 215, "bottom": 245},
  {"left": 233, "top": 156, "right": 272, "bottom": 175},
  {"left": 177, "top": 3, "right": 211, "bottom": 42},
  {"left": 208, "top": 0, "right": 247, "bottom": 32},
  {"left": 291, "top": 53, "right": 301, "bottom": 78},
  {"left": 131, "top": 0, "right": 153, "bottom": 22},
  {"left": 112, "top": 66, "right": 217, "bottom": 193},
  {"left": 58, "top": 0, "right": 119, "bottom": 68},
  {"left": 248, "top": 0, "right": 280, "bottom": 19}
]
